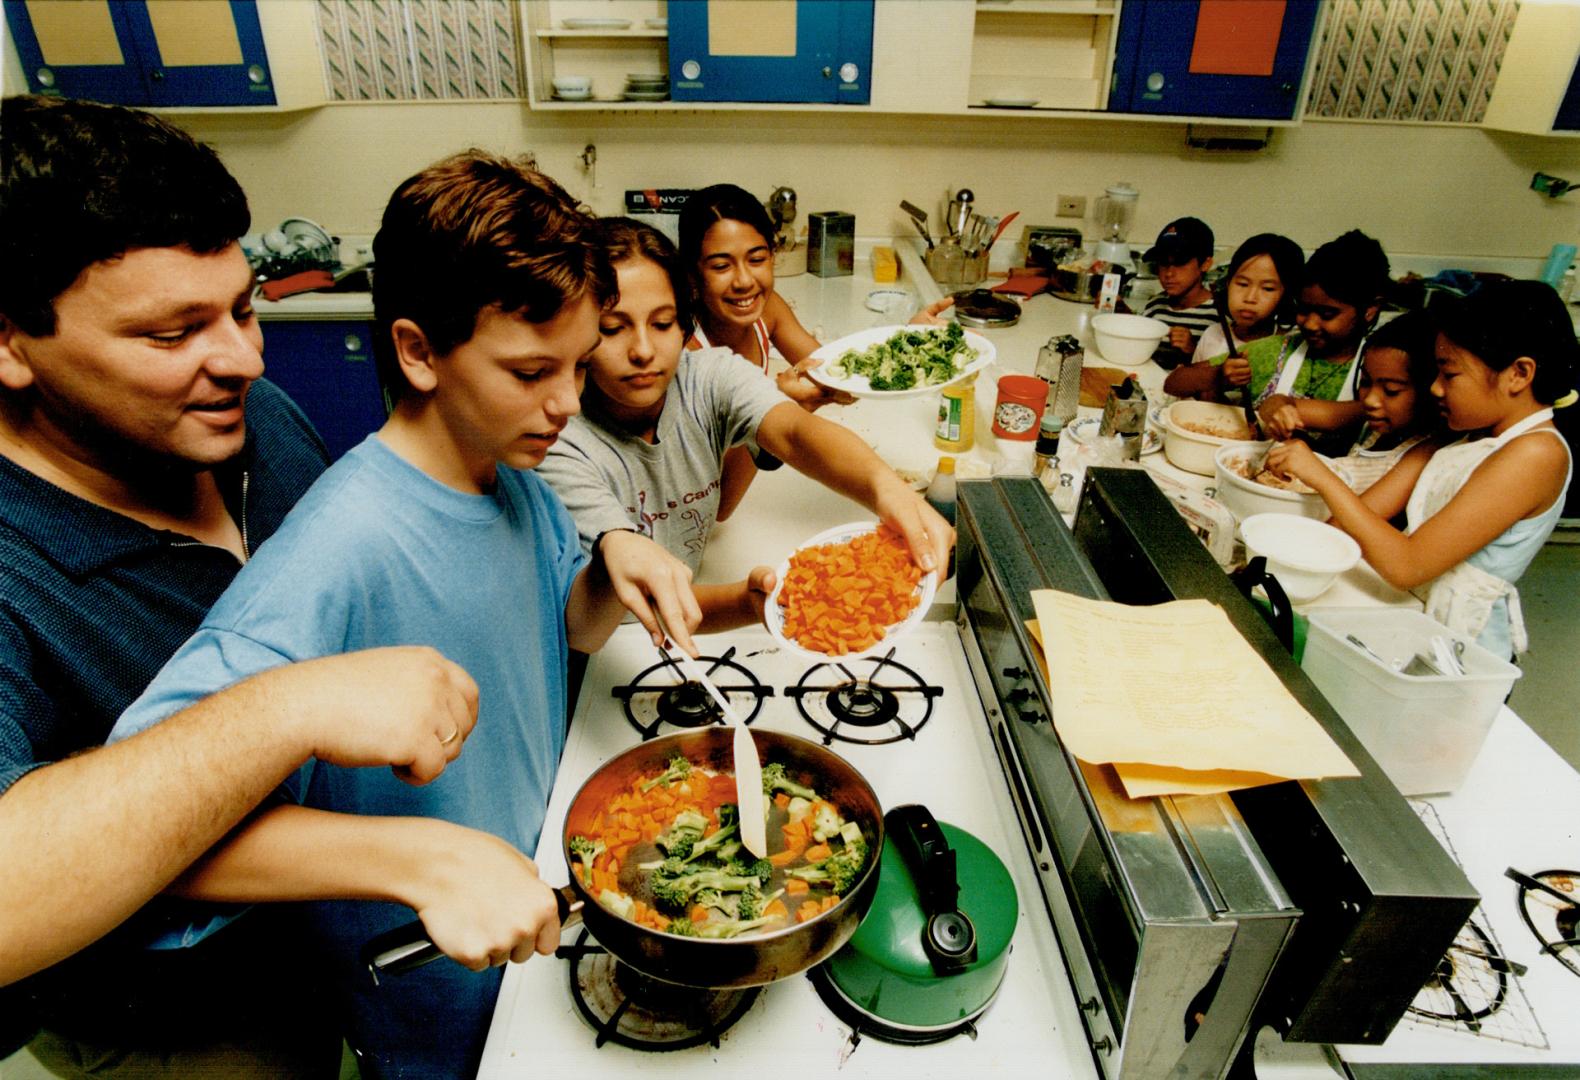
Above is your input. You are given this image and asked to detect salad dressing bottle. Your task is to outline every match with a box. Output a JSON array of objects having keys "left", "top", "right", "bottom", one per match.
[{"left": 935, "top": 375, "right": 976, "bottom": 453}]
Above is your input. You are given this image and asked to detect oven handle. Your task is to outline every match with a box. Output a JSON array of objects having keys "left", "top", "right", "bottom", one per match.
[{"left": 361, "top": 885, "right": 583, "bottom": 984}]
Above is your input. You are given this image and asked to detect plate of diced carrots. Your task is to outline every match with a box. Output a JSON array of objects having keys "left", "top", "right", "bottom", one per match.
[{"left": 765, "top": 521, "right": 937, "bottom": 660}]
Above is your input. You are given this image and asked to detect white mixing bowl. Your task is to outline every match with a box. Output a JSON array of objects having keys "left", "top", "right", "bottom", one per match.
[
  {"left": 1091, "top": 313, "right": 1169, "bottom": 367},
  {"left": 1239, "top": 514, "right": 1361, "bottom": 602},
  {"left": 1214, "top": 443, "right": 1333, "bottom": 521},
  {"left": 1160, "top": 400, "right": 1258, "bottom": 475}
]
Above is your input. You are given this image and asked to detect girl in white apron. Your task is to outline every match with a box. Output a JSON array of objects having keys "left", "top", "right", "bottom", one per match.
[
  {"left": 1330, "top": 310, "right": 1442, "bottom": 494},
  {"left": 1268, "top": 281, "right": 1578, "bottom": 658}
]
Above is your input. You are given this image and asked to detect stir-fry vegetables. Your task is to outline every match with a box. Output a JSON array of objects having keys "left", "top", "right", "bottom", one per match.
[
  {"left": 827, "top": 322, "right": 978, "bottom": 392},
  {"left": 569, "top": 756, "right": 869, "bottom": 938},
  {"left": 777, "top": 525, "right": 924, "bottom": 654}
]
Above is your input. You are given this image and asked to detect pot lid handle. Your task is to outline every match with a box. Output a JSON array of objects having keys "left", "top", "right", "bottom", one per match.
[{"left": 886, "top": 804, "right": 979, "bottom": 975}]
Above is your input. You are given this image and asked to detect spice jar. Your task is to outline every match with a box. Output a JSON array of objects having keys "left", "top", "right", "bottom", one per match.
[{"left": 991, "top": 375, "right": 1046, "bottom": 441}]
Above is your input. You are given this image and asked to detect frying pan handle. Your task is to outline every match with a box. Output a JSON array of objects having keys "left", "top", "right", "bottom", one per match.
[{"left": 362, "top": 885, "right": 583, "bottom": 984}]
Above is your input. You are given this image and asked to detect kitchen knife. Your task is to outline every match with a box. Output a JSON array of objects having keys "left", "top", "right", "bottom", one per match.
[
  {"left": 1217, "top": 306, "right": 1259, "bottom": 434},
  {"left": 657, "top": 639, "right": 769, "bottom": 859}
]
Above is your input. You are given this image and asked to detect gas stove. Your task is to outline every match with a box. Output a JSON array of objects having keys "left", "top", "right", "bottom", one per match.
[{"left": 478, "top": 619, "right": 1098, "bottom": 1078}]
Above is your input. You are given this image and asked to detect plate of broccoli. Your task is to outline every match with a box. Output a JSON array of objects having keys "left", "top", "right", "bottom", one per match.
[{"left": 807, "top": 322, "right": 996, "bottom": 399}]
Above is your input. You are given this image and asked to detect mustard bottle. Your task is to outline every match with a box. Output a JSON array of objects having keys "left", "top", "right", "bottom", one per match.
[{"left": 935, "top": 375, "right": 976, "bottom": 453}]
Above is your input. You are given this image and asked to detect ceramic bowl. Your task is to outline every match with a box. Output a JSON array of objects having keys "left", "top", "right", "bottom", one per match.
[
  {"left": 1160, "top": 400, "right": 1258, "bottom": 475},
  {"left": 1239, "top": 514, "right": 1361, "bottom": 602},
  {"left": 1090, "top": 312, "right": 1169, "bottom": 367},
  {"left": 1213, "top": 443, "right": 1333, "bottom": 521},
  {"left": 551, "top": 75, "right": 592, "bottom": 95}
]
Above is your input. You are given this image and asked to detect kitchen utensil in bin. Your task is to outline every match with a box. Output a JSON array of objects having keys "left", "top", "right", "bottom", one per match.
[
  {"left": 945, "top": 188, "right": 974, "bottom": 239},
  {"left": 900, "top": 199, "right": 933, "bottom": 250},
  {"left": 365, "top": 728, "right": 884, "bottom": 988},
  {"left": 656, "top": 635, "right": 768, "bottom": 859}
]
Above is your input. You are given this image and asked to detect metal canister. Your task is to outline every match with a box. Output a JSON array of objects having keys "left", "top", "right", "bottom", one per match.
[
  {"left": 1034, "top": 335, "right": 1084, "bottom": 429},
  {"left": 807, "top": 211, "right": 855, "bottom": 277},
  {"left": 1098, "top": 378, "right": 1149, "bottom": 462}
]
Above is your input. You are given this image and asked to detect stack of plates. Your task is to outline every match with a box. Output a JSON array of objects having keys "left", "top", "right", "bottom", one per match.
[
  {"left": 623, "top": 73, "right": 669, "bottom": 101},
  {"left": 552, "top": 88, "right": 594, "bottom": 102}
]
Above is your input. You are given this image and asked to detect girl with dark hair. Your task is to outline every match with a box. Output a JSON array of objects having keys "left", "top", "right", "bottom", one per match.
[
  {"left": 1256, "top": 229, "right": 1392, "bottom": 439},
  {"left": 1268, "top": 280, "right": 1577, "bottom": 657},
  {"left": 1162, "top": 232, "right": 1304, "bottom": 401},
  {"left": 538, "top": 218, "right": 952, "bottom": 630},
  {"left": 1329, "top": 309, "right": 1445, "bottom": 492}
]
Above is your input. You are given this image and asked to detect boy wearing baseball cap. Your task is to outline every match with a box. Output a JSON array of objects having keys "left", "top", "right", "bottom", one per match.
[{"left": 1140, "top": 216, "right": 1216, "bottom": 367}]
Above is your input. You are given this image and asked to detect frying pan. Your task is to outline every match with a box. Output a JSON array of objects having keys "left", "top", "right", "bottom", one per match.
[{"left": 363, "top": 727, "right": 883, "bottom": 989}]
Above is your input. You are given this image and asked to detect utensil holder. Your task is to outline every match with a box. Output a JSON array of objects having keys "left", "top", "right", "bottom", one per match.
[{"left": 927, "top": 243, "right": 987, "bottom": 286}]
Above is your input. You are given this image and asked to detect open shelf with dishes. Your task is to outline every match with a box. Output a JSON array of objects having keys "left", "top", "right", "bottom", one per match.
[
  {"left": 966, "top": 0, "right": 1117, "bottom": 112},
  {"left": 520, "top": 0, "right": 670, "bottom": 106}
]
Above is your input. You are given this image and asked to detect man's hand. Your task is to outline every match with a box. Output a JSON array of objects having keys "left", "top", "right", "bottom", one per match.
[
  {"left": 873, "top": 478, "right": 954, "bottom": 582},
  {"left": 597, "top": 530, "right": 703, "bottom": 655},
  {"left": 778, "top": 359, "right": 857, "bottom": 411},
  {"left": 409, "top": 825, "right": 562, "bottom": 970},
  {"left": 1217, "top": 355, "right": 1252, "bottom": 388},
  {"left": 1258, "top": 394, "right": 1304, "bottom": 440},
  {"left": 275, "top": 647, "right": 479, "bottom": 785}
]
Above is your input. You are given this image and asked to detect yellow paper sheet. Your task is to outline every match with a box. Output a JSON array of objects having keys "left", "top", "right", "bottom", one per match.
[{"left": 1027, "top": 592, "right": 1357, "bottom": 792}]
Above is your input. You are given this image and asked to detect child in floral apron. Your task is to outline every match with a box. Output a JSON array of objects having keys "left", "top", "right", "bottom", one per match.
[{"left": 1267, "top": 281, "right": 1576, "bottom": 658}]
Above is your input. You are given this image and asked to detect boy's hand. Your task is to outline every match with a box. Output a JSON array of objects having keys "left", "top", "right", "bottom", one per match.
[
  {"left": 743, "top": 565, "right": 776, "bottom": 623},
  {"left": 284, "top": 647, "right": 479, "bottom": 786},
  {"left": 1217, "top": 355, "right": 1252, "bottom": 388},
  {"left": 410, "top": 824, "right": 561, "bottom": 970},
  {"left": 778, "top": 359, "right": 857, "bottom": 411},
  {"left": 908, "top": 296, "right": 956, "bottom": 325},
  {"left": 597, "top": 530, "right": 703, "bottom": 655},
  {"left": 1167, "top": 325, "right": 1195, "bottom": 353},
  {"left": 1258, "top": 394, "right": 1304, "bottom": 440},
  {"left": 874, "top": 479, "right": 954, "bottom": 582}
]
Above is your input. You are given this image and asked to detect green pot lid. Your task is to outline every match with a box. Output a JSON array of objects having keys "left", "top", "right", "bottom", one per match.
[{"left": 824, "top": 819, "right": 1017, "bottom": 1028}]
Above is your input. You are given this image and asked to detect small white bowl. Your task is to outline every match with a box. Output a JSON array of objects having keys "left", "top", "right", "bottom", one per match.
[
  {"left": 1214, "top": 443, "right": 1333, "bottom": 522},
  {"left": 1160, "top": 400, "right": 1258, "bottom": 475},
  {"left": 551, "top": 75, "right": 592, "bottom": 94},
  {"left": 1091, "top": 312, "right": 1169, "bottom": 367},
  {"left": 1240, "top": 514, "right": 1361, "bottom": 602}
]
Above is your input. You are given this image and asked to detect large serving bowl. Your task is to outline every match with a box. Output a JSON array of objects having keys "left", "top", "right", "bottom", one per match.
[
  {"left": 1091, "top": 312, "right": 1169, "bottom": 367},
  {"left": 1239, "top": 514, "right": 1361, "bottom": 603},
  {"left": 1160, "top": 400, "right": 1258, "bottom": 475},
  {"left": 1214, "top": 442, "right": 1333, "bottom": 521}
]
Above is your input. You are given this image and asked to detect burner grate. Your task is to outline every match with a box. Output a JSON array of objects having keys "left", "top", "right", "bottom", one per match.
[
  {"left": 611, "top": 647, "right": 773, "bottom": 740},
  {"left": 1510, "top": 868, "right": 1580, "bottom": 980},
  {"left": 1402, "top": 801, "right": 1550, "bottom": 1050},
  {"left": 559, "top": 930, "right": 759, "bottom": 1050},
  {"left": 786, "top": 649, "right": 942, "bottom": 746}
]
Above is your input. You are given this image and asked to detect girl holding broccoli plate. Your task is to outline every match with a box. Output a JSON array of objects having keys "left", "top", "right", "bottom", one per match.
[{"left": 536, "top": 218, "right": 953, "bottom": 630}]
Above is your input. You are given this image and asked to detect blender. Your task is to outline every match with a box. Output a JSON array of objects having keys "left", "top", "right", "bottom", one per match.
[{"left": 1093, "top": 182, "right": 1139, "bottom": 267}]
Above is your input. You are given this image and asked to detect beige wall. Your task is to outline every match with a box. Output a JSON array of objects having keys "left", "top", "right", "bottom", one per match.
[{"left": 178, "top": 101, "right": 1580, "bottom": 260}]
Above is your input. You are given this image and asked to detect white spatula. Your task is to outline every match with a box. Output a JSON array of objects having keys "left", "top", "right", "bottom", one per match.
[{"left": 658, "top": 641, "right": 768, "bottom": 859}]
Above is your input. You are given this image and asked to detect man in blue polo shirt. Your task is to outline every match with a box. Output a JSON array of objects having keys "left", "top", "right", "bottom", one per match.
[{"left": 0, "top": 96, "right": 481, "bottom": 1077}]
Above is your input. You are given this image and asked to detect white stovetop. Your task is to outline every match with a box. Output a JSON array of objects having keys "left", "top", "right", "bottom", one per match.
[{"left": 478, "top": 620, "right": 1098, "bottom": 1079}]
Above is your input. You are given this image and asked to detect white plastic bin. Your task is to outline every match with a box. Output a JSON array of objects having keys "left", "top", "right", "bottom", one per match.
[{"left": 1300, "top": 608, "right": 1521, "bottom": 796}]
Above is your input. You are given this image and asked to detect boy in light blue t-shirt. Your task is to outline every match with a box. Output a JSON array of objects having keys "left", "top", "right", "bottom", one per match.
[{"left": 110, "top": 152, "right": 704, "bottom": 1078}]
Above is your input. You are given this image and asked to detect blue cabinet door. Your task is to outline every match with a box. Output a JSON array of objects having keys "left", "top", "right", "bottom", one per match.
[
  {"left": 2, "top": 0, "right": 276, "bottom": 107},
  {"left": 1110, "top": 0, "right": 1318, "bottom": 120},
  {"left": 259, "top": 319, "right": 388, "bottom": 462},
  {"left": 668, "top": 0, "right": 873, "bottom": 104}
]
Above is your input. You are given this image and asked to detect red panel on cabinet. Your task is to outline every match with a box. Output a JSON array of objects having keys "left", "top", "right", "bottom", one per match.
[{"left": 1188, "top": 0, "right": 1285, "bottom": 77}]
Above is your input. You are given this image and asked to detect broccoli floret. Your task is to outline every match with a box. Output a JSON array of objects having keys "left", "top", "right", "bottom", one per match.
[
  {"left": 649, "top": 866, "right": 766, "bottom": 910},
  {"left": 735, "top": 883, "right": 765, "bottom": 921},
  {"left": 811, "top": 802, "right": 845, "bottom": 843},
  {"left": 640, "top": 753, "right": 692, "bottom": 793},
  {"left": 568, "top": 834, "right": 605, "bottom": 882},
  {"left": 724, "top": 855, "right": 773, "bottom": 885},
  {"left": 684, "top": 817, "right": 739, "bottom": 864},
  {"left": 761, "top": 763, "right": 817, "bottom": 801},
  {"left": 664, "top": 917, "right": 699, "bottom": 937},
  {"left": 696, "top": 915, "right": 778, "bottom": 939},
  {"left": 636, "top": 853, "right": 689, "bottom": 875},
  {"left": 715, "top": 803, "right": 739, "bottom": 830},
  {"left": 657, "top": 809, "right": 709, "bottom": 859},
  {"left": 787, "top": 846, "right": 867, "bottom": 895},
  {"left": 599, "top": 889, "right": 635, "bottom": 921}
]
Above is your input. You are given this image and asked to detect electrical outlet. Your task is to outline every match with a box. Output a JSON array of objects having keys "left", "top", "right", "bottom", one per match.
[{"left": 1057, "top": 195, "right": 1086, "bottom": 218}]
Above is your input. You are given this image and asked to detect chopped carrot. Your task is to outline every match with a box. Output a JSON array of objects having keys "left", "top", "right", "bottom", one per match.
[
  {"left": 804, "top": 844, "right": 833, "bottom": 863},
  {"left": 769, "top": 843, "right": 805, "bottom": 868},
  {"left": 796, "top": 900, "right": 822, "bottom": 923},
  {"left": 820, "top": 895, "right": 838, "bottom": 912},
  {"left": 785, "top": 877, "right": 810, "bottom": 895},
  {"left": 777, "top": 524, "right": 923, "bottom": 654},
  {"left": 689, "top": 904, "right": 711, "bottom": 924},
  {"left": 763, "top": 898, "right": 790, "bottom": 920},
  {"left": 773, "top": 792, "right": 791, "bottom": 809}
]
